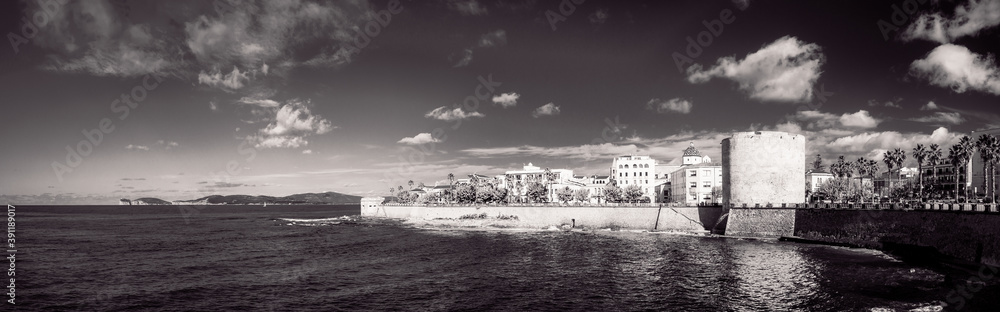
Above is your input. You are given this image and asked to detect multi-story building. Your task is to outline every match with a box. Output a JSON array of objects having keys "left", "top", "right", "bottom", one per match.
[
  {"left": 669, "top": 143, "right": 722, "bottom": 204},
  {"left": 805, "top": 169, "right": 834, "bottom": 193},
  {"left": 970, "top": 128, "right": 1000, "bottom": 196},
  {"left": 611, "top": 155, "right": 657, "bottom": 202}
]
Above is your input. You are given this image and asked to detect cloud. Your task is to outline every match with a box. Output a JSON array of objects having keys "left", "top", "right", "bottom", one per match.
[
  {"left": 209, "top": 101, "right": 220, "bottom": 111},
  {"left": 909, "top": 44, "right": 1000, "bottom": 95},
  {"left": 646, "top": 98, "right": 692, "bottom": 114},
  {"left": 826, "top": 127, "right": 963, "bottom": 155},
  {"left": 867, "top": 97, "right": 902, "bottom": 109},
  {"left": 478, "top": 30, "right": 507, "bottom": 47},
  {"left": 250, "top": 100, "right": 334, "bottom": 149},
  {"left": 126, "top": 144, "right": 149, "bottom": 151},
  {"left": 838, "top": 110, "right": 881, "bottom": 128},
  {"left": 532, "top": 103, "right": 561, "bottom": 118},
  {"left": 449, "top": 0, "right": 488, "bottom": 15},
  {"left": 398, "top": 133, "right": 442, "bottom": 145},
  {"left": 921, "top": 101, "right": 940, "bottom": 111},
  {"left": 451, "top": 48, "right": 474, "bottom": 67},
  {"left": 902, "top": 0, "right": 1000, "bottom": 43},
  {"left": 156, "top": 140, "right": 179, "bottom": 150},
  {"left": 492, "top": 92, "right": 520, "bottom": 108},
  {"left": 302, "top": 149, "right": 313, "bottom": 154},
  {"left": 589, "top": 9, "right": 609, "bottom": 25},
  {"left": 912, "top": 112, "right": 966, "bottom": 125},
  {"left": 198, "top": 67, "right": 250, "bottom": 91},
  {"left": 686, "top": 36, "right": 824, "bottom": 103},
  {"left": 425, "top": 106, "right": 484, "bottom": 121},
  {"left": 237, "top": 97, "right": 281, "bottom": 108}
]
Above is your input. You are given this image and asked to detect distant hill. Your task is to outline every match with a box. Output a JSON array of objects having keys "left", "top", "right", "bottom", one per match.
[
  {"left": 134, "top": 197, "right": 172, "bottom": 205},
  {"left": 176, "top": 191, "right": 362, "bottom": 205}
]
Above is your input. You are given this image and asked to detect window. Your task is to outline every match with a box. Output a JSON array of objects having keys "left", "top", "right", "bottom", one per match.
[
  {"left": 703, "top": 170, "right": 711, "bottom": 176},
  {"left": 632, "top": 164, "right": 637, "bottom": 168},
  {"left": 689, "top": 170, "right": 697, "bottom": 177},
  {"left": 689, "top": 182, "right": 696, "bottom": 188},
  {"left": 703, "top": 182, "right": 711, "bottom": 188}
]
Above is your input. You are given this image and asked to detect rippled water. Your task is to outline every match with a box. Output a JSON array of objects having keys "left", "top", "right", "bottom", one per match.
[{"left": 16, "top": 205, "right": 997, "bottom": 311}]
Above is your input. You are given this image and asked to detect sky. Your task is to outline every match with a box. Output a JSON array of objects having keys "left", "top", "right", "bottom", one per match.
[{"left": 1, "top": 0, "right": 999, "bottom": 204}]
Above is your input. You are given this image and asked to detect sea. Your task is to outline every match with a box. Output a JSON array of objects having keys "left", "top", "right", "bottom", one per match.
[{"left": 11, "top": 204, "right": 1000, "bottom": 311}]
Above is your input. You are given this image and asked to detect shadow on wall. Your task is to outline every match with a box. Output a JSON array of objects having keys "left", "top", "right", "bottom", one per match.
[{"left": 698, "top": 206, "right": 727, "bottom": 234}]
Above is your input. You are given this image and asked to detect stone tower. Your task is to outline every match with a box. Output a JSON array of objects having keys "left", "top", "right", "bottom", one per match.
[{"left": 721, "top": 131, "right": 805, "bottom": 237}]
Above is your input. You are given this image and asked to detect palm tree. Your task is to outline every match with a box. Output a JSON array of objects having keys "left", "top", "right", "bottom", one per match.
[
  {"left": 949, "top": 144, "right": 969, "bottom": 202},
  {"left": 855, "top": 157, "right": 870, "bottom": 201},
  {"left": 928, "top": 144, "right": 942, "bottom": 199},
  {"left": 958, "top": 136, "right": 976, "bottom": 200},
  {"left": 844, "top": 160, "right": 856, "bottom": 201},
  {"left": 543, "top": 167, "right": 554, "bottom": 203},
  {"left": 892, "top": 148, "right": 907, "bottom": 200},
  {"left": 883, "top": 150, "right": 895, "bottom": 200},
  {"left": 912, "top": 144, "right": 928, "bottom": 200},
  {"left": 867, "top": 159, "right": 880, "bottom": 202},
  {"left": 977, "top": 134, "right": 998, "bottom": 202},
  {"left": 447, "top": 173, "right": 455, "bottom": 203}
]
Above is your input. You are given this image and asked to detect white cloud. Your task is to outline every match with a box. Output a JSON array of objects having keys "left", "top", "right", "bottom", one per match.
[
  {"left": 492, "top": 92, "right": 520, "bottom": 108},
  {"left": 452, "top": 49, "right": 474, "bottom": 67},
  {"left": 921, "top": 101, "right": 940, "bottom": 110},
  {"left": 646, "top": 98, "right": 692, "bottom": 114},
  {"left": 302, "top": 149, "right": 313, "bottom": 154},
  {"left": 838, "top": 110, "right": 881, "bottom": 128},
  {"left": 237, "top": 97, "right": 280, "bottom": 108},
  {"left": 826, "top": 127, "right": 963, "bottom": 154},
  {"left": 198, "top": 67, "right": 250, "bottom": 91},
  {"left": 686, "top": 36, "right": 824, "bottom": 103},
  {"left": 209, "top": 101, "right": 219, "bottom": 112},
  {"left": 425, "top": 106, "right": 484, "bottom": 121},
  {"left": 478, "top": 30, "right": 507, "bottom": 47},
  {"left": 251, "top": 100, "right": 334, "bottom": 149},
  {"left": 398, "top": 133, "right": 442, "bottom": 145},
  {"left": 912, "top": 112, "right": 966, "bottom": 125},
  {"left": 902, "top": 0, "right": 1000, "bottom": 43},
  {"left": 126, "top": 145, "right": 149, "bottom": 151},
  {"left": 449, "top": 0, "right": 488, "bottom": 15},
  {"left": 532, "top": 103, "right": 561, "bottom": 118},
  {"left": 910, "top": 44, "right": 1000, "bottom": 95}
]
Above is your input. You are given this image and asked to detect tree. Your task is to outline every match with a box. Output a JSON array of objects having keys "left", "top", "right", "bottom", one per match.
[
  {"left": 882, "top": 151, "right": 894, "bottom": 200},
  {"left": 408, "top": 180, "right": 414, "bottom": 190},
  {"left": 623, "top": 184, "right": 644, "bottom": 203},
  {"left": 526, "top": 182, "right": 548, "bottom": 203},
  {"left": 812, "top": 154, "right": 826, "bottom": 173},
  {"left": 891, "top": 148, "right": 907, "bottom": 200},
  {"left": 949, "top": 144, "right": 969, "bottom": 202},
  {"left": 977, "top": 134, "right": 998, "bottom": 202},
  {"left": 603, "top": 182, "right": 623, "bottom": 203},
  {"left": 573, "top": 188, "right": 591, "bottom": 203},
  {"left": 912, "top": 144, "right": 928, "bottom": 200},
  {"left": 454, "top": 183, "right": 476, "bottom": 204},
  {"left": 556, "top": 187, "right": 574, "bottom": 204},
  {"left": 447, "top": 173, "right": 456, "bottom": 203},
  {"left": 710, "top": 186, "right": 723, "bottom": 204},
  {"left": 543, "top": 167, "right": 556, "bottom": 203},
  {"left": 958, "top": 136, "right": 976, "bottom": 200}
]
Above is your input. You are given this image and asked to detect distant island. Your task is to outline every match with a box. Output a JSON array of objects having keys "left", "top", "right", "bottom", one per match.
[{"left": 119, "top": 191, "right": 362, "bottom": 205}]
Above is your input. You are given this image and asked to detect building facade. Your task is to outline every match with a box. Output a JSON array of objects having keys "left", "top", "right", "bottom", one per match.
[
  {"left": 611, "top": 155, "right": 658, "bottom": 202},
  {"left": 667, "top": 143, "right": 722, "bottom": 205}
]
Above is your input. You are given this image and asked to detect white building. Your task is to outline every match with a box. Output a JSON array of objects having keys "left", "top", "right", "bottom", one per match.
[
  {"left": 806, "top": 170, "right": 834, "bottom": 194},
  {"left": 669, "top": 143, "right": 722, "bottom": 205},
  {"left": 611, "top": 155, "right": 658, "bottom": 202}
]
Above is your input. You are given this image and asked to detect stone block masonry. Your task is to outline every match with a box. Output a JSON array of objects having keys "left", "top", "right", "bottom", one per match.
[{"left": 721, "top": 131, "right": 805, "bottom": 237}]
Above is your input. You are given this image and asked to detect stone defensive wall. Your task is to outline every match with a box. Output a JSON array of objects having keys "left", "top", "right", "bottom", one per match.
[
  {"left": 362, "top": 203, "right": 727, "bottom": 232},
  {"left": 722, "top": 131, "right": 805, "bottom": 238}
]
